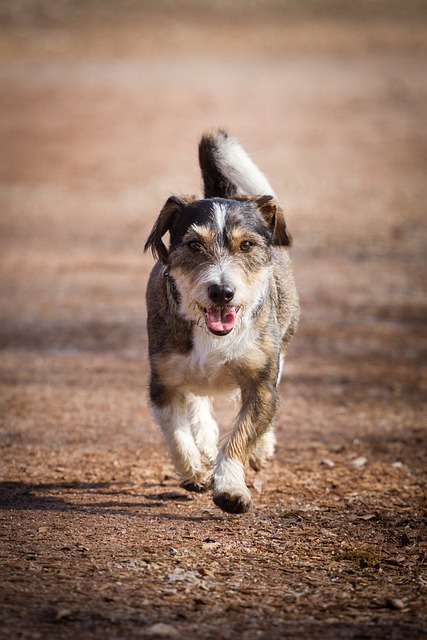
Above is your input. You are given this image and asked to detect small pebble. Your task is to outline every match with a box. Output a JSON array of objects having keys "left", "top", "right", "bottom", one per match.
[
  {"left": 352, "top": 456, "right": 367, "bottom": 468},
  {"left": 321, "top": 459, "right": 335, "bottom": 468},
  {"left": 385, "top": 597, "right": 405, "bottom": 611},
  {"left": 148, "top": 623, "right": 179, "bottom": 637}
]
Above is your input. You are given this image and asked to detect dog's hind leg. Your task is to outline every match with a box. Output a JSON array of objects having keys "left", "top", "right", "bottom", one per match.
[
  {"left": 187, "top": 395, "right": 219, "bottom": 467},
  {"left": 152, "top": 397, "right": 211, "bottom": 492},
  {"left": 249, "top": 429, "right": 276, "bottom": 471}
]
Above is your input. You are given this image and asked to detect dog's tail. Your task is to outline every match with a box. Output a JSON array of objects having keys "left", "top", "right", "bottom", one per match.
[{"left": 198, "top": 129, "right": 276, "bottom": 199}]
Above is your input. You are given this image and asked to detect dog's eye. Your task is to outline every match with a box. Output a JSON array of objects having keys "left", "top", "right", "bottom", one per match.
[
  {"left": 188, "top": 241, "right": 204, "bottom": 253},
  {"left": 239, "top": 240, "right": 254, "bottom": 253}
]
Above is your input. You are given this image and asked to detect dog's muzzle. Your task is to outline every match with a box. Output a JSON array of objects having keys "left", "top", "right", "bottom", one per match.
[{"left": 204, "top": 284, "right": 239, "bottom": 336}]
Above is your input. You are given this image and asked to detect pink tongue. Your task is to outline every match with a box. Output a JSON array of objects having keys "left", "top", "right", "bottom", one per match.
[{"left": 206, "top": 306, "right": 237, "bottom": 334}]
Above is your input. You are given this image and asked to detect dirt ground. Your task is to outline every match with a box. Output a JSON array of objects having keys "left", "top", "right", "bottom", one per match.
[{"left": 0, "top": 2, "right": 426, "bottom": 639}]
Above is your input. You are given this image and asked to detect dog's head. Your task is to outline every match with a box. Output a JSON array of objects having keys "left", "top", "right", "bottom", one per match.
[{"left": 144, "top": 195, "right": 291, "bottom": 337}]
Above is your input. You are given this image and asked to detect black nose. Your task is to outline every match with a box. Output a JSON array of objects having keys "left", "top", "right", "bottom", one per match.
[{"left": 208, "top": 284, "right": 235, "bottom": 305}]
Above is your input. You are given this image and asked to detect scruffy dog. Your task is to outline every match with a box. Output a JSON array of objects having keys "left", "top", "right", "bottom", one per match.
[{"left": 144, "top": 130, "right": 299, "bottom": 514}]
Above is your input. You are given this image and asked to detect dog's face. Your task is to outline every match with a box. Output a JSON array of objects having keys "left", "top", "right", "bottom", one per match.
[{"left": 145, "top": 196, "right": 291, "bottom": 337}]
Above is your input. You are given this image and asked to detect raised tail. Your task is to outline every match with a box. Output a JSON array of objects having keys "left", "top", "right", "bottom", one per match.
[{"left": 198, "top": 129, "right": 277, "bottom": 199}]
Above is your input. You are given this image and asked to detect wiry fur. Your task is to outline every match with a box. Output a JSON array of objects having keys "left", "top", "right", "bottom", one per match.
[{"left": 144, "top": 129, "right": 299, "bottom": 514}]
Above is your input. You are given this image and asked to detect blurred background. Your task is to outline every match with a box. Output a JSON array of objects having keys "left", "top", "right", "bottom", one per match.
[{"left": 0, "top": 0, "right": 426, "bottom": 452}]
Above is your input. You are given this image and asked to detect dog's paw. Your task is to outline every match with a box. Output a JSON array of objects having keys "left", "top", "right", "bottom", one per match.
[
  {"left": 212, "top": 454, "right": 252, "bottom": 514},
  {"left": 213, "top": 490, "right": 252, "bottom": 514},
  {"left": 180, "top": 479, "right": 210, "bottom": 493}
]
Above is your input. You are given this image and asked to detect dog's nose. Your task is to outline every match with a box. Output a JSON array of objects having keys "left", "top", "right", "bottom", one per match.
[{"left": 208, "top": 284, "right": 235, "bottom": 305}]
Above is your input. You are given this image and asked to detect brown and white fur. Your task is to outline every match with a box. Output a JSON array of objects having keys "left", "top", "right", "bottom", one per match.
[{"left": 144, "top": 129, "right": 299, "bottom": 514}]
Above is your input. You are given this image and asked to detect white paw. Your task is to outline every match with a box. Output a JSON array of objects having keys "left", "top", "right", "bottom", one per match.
[{"left": 212, "top": 455, "right": 252, "bottom": 514}]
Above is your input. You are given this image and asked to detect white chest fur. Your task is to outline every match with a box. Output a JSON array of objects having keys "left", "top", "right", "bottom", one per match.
[{"left": 157, "top": 322, "right": 266, "bottom": 397}]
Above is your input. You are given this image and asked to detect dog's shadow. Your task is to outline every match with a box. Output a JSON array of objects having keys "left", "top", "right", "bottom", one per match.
[{"left": 0, "top": 480, "right": 222, "bottom": 522}]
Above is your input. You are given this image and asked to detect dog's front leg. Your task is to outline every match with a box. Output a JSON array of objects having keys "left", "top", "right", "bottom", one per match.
[
  {"left": 212, "top": 380, "right": 279, "bottom": 514},
  {"left": 152, "top": 395, "right": 211, "bottom": 492},
  {"left": 187, "top": 395, "right": 219, "bottom": 466}
]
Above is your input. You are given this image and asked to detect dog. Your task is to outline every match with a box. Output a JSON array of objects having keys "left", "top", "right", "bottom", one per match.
[{"left": 144, "top": 129, "right": 299, "bottom": 514}]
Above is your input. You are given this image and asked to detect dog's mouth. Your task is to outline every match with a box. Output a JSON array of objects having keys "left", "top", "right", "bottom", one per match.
[{"left": 204, "top": 306, "right": 240, "bottom": 336}]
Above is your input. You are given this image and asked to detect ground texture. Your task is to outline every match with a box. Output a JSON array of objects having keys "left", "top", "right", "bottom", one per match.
[{"left": 0, "top": 2, "right": 426, "bottom": 639}]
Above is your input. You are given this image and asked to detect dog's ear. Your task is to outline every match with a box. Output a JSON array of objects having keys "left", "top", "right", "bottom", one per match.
[
  {"left": 255, "top": 195, "right": 292, "bottom": 247},
  {"left": 144, "top": 195, "right": 196, "bottom": 264}
]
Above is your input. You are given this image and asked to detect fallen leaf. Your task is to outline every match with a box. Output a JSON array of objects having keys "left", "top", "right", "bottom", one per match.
[
  {"left": 253, "top": 476, "right": 263, "bottom": 494},
  {"left": 54, "top": 608, "right": 72, "bottom": 621}
]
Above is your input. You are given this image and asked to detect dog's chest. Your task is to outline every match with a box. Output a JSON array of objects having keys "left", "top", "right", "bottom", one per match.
[{"left": 157, "top": 326, "right": 267, "bottom": 396}]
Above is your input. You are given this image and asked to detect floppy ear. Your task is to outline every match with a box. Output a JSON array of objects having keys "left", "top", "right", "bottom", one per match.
[
  {"left": 144, "top": 195, "right": 196, "bottom": 264},
  {"left": 255, "top": 195, "right": 292, "bottom": 247}
]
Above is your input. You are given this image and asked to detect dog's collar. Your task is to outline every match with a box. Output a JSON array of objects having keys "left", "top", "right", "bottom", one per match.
[
  {"left": 251, "top": 293, "right": 267, "bottom": 319},
  {"left": 163, "top": 266, "right": 181, "bottom": 306}
]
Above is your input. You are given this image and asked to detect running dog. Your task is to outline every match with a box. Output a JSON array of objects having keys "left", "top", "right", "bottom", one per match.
[{"left": 144, "top": 129, "right": 299, "bottom": 514}]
